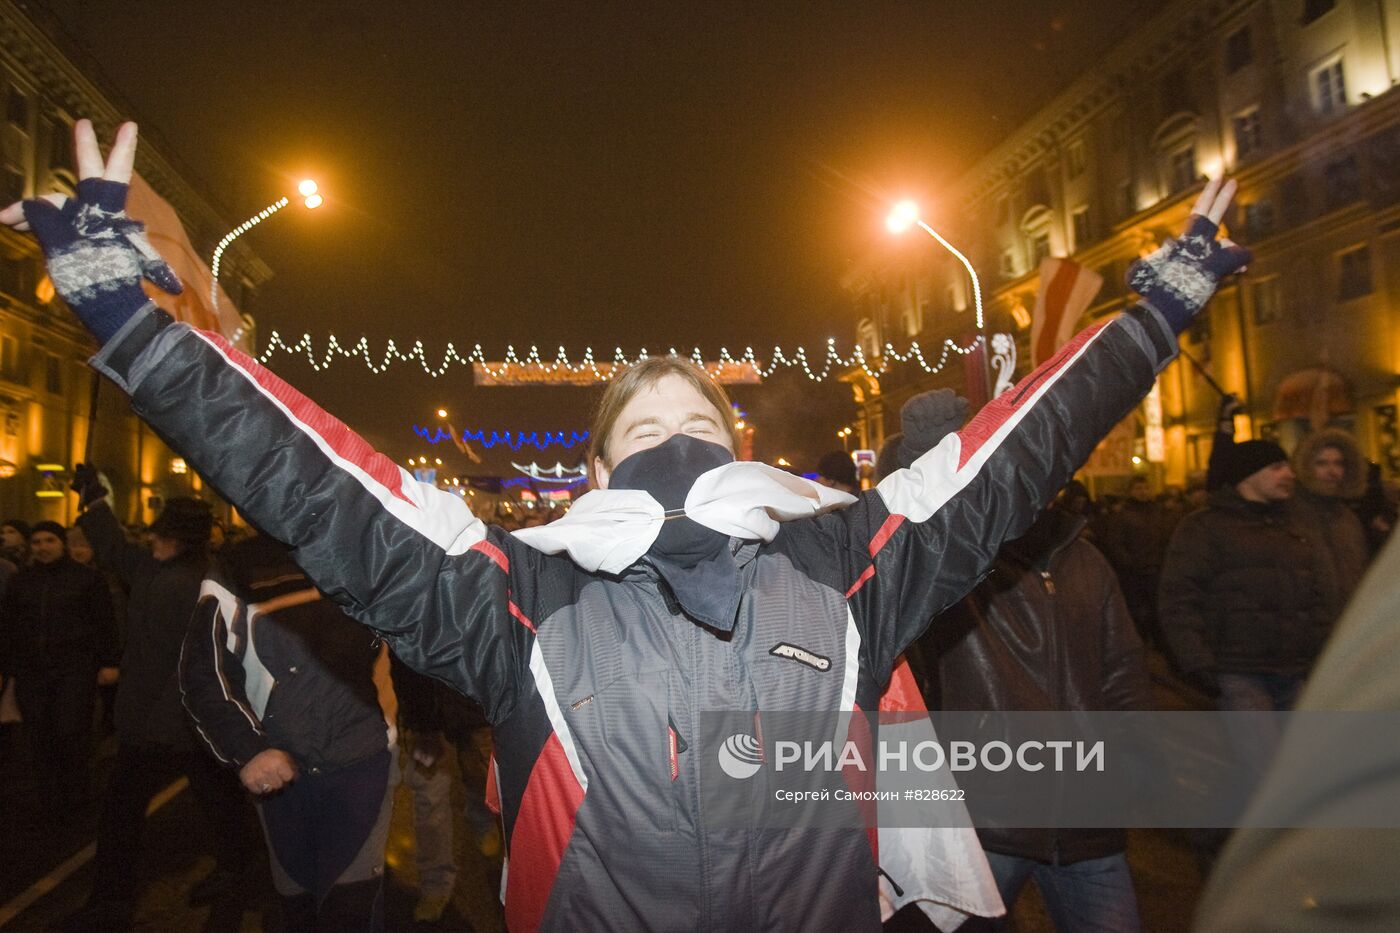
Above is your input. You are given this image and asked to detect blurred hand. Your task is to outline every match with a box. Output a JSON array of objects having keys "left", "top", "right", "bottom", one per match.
[
  {"left": 411, "top": 731, "right": 445, "bottom": 770},
  {"left": 240, "top": 748, "right": 297, "bottom": 795}
]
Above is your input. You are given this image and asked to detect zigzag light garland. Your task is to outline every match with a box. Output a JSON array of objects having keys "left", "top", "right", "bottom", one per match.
[
  {"left": 258, "top": 332, "right": 984, "bottom": 383},
  {"left": 413, "top": 425, "right": 590, "bottom": 451}
]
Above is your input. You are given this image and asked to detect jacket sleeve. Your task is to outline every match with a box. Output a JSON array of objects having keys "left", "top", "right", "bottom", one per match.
[
  {"left": 179, "top": 567, "right": 271, "bottom": 769},
  {"left": 76, "top": 500, "right": 156, "bottom": 590},
  {"left": 1089, "top": 544, "right": 1153, "bottom": 712},
  {"left": 1156, "top": 515, "right": 1218, "bottom": 674},
  {"left": 808, "top": 306, "right": 1180, "bottom": 684},
  {"left": 90, "top": 304, "right": 539, "bottom": 722}
]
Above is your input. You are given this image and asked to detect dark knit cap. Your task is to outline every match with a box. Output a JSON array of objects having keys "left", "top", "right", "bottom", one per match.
[
  {"left": 3, "top": 518, "right": 31, "bottom": 538},
  {"left": 816, "top": 450, "right": 858, "bottom": 489},
  {"left": 30, "top": 520, "right": 67, "bottom": 542},
  {"left": 1219, "top": 440, "right": 1289, "bottom": 488},
  {"left": 149, "top": 497, "right": 213, "bottom": 545}
]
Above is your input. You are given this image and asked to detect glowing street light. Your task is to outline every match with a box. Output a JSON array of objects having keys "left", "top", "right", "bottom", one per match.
[
  {"left": 885, "top": 199, "right": 984, "bottom": 335},
  {"left": 436, "top": 408, "right": 449, "bottom": 419}
]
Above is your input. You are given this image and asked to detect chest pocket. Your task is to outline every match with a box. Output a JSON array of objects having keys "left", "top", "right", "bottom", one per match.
[{"left": 565, "top": 667, "right": 675, "bottom": 833}]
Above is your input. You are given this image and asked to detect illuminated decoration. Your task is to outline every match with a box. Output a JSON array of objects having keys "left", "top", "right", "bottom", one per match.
[
  {"left": 34, "top": 462, "right": 68, "bottom": 472},
  {"left": 35, "top": 275, "right": 54, "bottom": 305},
  {"left": 989, "top": 333, "right": 1017, "bottom": 398},
  {"left": 0, "top": 460, "right": 16, "bottom": 479},
  {"left": 260, "top": 333, "right": 981, "bottom": 383},
  {"left": 413, "top": 425, "right": 590, "bottom": 451},
  {"left": 170, "top": 457, "right": 189, "bottom": 475},
  {"left": 512, "top": 461, "right": 589, "bottom": 482},
  {"left": 475, "top": 359, "right": 761, "bottom": 387}
]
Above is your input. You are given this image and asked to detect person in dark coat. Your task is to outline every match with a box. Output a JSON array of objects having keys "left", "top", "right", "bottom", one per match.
[
  {"left": 891, "top": 397, "right": 1153, "bottom": 932},
  {"left": 1159, "top": 441, "right": 1331, "bottom": 710},
  {"left": 57, "top": 485, "right": 256, "bottom": 933},
  {"left": 1100, "top": 475, "right": 1169, "bottom": 645},
  {"left": 1291, "top": 428, "right": 1370, "bottom": 627},
  {"left": 0, "top": 521, "right": 117, "bottom": 806}
]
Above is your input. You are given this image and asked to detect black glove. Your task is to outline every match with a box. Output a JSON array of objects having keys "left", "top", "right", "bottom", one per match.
[
  {"left": 1181, "top": 668, "right": 1221, "bottom": 699},
  {"left": 70, "top": 463, "right": 107, "bottom": 511},
  {"left": 897, "top": 389, "right": 970, "bottom": 469}
]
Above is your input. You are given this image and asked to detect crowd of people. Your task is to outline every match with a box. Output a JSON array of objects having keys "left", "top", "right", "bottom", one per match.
[{"left": 1, "top": 123, "right": 1396, "bottom": 932}]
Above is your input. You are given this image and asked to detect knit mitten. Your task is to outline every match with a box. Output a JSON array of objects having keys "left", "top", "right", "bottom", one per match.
[
  {"left": 1127, "top": 214, "right": 1251, "bottom": 334},
  {"left": 22, "top": 178, "right": 182, "bottom": 344},
  {"left": 897, "top": 389, "right": 970, "bottom": 469}
]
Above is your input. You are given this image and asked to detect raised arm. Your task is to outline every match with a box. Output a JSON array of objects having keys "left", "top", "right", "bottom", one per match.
[
  {"left": 804, "top": 181, "right": 1249, "bottom": 682},
  {"left": 2, "top": 121, "right": 537, "bottom": 719}
]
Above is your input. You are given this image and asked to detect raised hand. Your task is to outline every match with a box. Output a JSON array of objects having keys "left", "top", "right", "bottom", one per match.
[
  {"left": 1127, "top": 177, "right": 1252, "bottom": 333},
  {"left": 0, "top": 120, "right": 181, "bottom": 344}
]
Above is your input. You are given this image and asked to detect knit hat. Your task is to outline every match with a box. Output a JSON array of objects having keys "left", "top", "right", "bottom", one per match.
[
  {"left": 3, "top": 518, "right": 31, "bottom": 539},
  {"left": 815, "top": 451, "right": 858, "bottom": 490},
  {"left": 1218, "top": 440, "right": 1289, "bottom": 488},
  {"left": 149, "top": 496, "right": 213, "bottom": 545},
  {"left": 30, "top": 520, "right": 67, "bottom": 543}
]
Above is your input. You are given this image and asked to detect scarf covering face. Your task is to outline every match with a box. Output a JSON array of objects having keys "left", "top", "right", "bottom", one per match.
[{"left": 512, "top": 434, "right": 856, "bottom": 630}]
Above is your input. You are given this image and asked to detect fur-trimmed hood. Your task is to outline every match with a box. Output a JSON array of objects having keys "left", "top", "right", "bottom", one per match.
[{"left": 1293, "top": 428, "right": 1366, "bottom": 499}]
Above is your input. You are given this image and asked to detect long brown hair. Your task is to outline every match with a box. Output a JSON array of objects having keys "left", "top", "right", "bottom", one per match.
[{"left": 587, "top": 357, "right": 739, "bottom": 486}]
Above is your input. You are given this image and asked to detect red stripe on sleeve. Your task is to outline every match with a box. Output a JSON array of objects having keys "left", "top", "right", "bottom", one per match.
[
  {"left": 508, "top": 600, "right": 537, "bottom": 634},
  {"left": 201, "top": 332, "right": 413, "bottom": 505},
  {"left": 956, "top": 322, "right": 1107, "bottom": 469},
  {"left": 867, "top": 514, "right": 906, "bottom": 558},
  {"left": 471, "top": 539, "right": 510, "bottom": 574},
  {"left": 504, "top": 734, "right": 586, "bottom": 933}
]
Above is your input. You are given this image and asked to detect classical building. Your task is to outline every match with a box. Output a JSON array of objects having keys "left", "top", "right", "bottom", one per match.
[
  {"left": 0, "top": 2, "right": 270, "bottom": 524},
  {"left": 846, "top": 0, "right": 1400, "bottom": 490}
]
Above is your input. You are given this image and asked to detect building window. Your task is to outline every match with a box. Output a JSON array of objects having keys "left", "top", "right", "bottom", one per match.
[
  {"left": 1029, "top": 230, "right": 1052, "bottom": 267},
  {"left": 1225, "top": 26, "right": 1253, "bottom": 73},
  {"left": 1251, "top": 276, "right": 1282, "bottom": 325},
  {"left": 1338, "top": 245, "right": 1372, "bottom": 300},
  {"left": 1066, "top": 140, "right": 1087, "bottom": 178},
  {"left": 1233, "top": 106, "right": 1262, "bottom": 158},
  {"left": 1243, "top": 200, "right": 1276, "bottom": 240},
  {"left": 0, "top": 334, "right": 17, "bottom": 380},
  {"left": 1313, "top": 58, "right": 1347, "bottom": 115},
  {"left": 1323, "top": 155, "right": 1361, "bottom": 209},
  {"left": 1120, "top": 180, "right": 1136, "bottom": 217},
  {"left": 1167, "top": 145, "right": 1197, "bottom": 194},
  {"left": 1071, "top": 206, "right": 1091, "bottom": 251},
  {"left": 6, "top": 86, "right": 28, "bottom": 128},
  {"left": 44, "top": 353, "right": 61, "bottom": 395},
  {"left": 1302, "top": 0, "right": 1336, "bottom": 25},
  {"left": 1000, "top": 249, "right": 1018, "bottom": 278}
]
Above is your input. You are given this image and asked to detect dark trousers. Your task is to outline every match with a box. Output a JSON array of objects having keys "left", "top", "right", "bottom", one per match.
[
  {"left": 14, "top": 667, "right": 95, "bottom": 803},
  {"left": 258, "top": 749, "right": 396, "bottom": 933},
  {"left": 90, "top": 741, "right": 257, "bottom": 911}
]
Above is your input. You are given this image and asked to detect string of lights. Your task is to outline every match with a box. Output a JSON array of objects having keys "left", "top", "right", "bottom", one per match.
[
  {"left": 260, "top": 332, "right": 984, "bottom": 382},
  {"left": 413, "top": 425, "right": 591, "bottom": 451}
]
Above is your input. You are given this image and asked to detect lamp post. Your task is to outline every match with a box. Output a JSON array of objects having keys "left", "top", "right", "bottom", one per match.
[
  {"left": 213, "top": 180, "right": 323, "bottom": 338},
  {"left": 886, "top": 199, "right": 990, "bottom": 397}
]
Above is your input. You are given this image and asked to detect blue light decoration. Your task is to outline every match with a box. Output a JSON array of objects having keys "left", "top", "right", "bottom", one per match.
[{"left": 413, "top": 425, "right": 590, "bottom": 451}]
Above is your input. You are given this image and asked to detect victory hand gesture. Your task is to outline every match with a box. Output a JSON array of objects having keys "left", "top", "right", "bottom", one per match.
[
  {"left": 1127, "top": 177, "right": 1252, "bottom": 333},
  {"left": 0, "top": 120, "right": 181, "bottom": 344}
]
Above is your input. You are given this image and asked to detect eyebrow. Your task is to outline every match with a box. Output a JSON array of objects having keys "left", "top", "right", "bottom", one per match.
[{"left": 622, "top": 412, "right": 720, "bottom": 436}]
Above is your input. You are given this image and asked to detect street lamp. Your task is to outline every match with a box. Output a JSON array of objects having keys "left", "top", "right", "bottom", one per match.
[
  {"left": 885, "top": 199, "right": 984, "bottom": 336},
  {"left": 212, "top": 178, "right": 325, "bottom": 330},
  {"left": 887, "top": 199, "right": 989, "bottom": 396}
]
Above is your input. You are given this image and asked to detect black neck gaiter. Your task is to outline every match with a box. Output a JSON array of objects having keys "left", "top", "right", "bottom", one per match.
[{"left": 608, "top": 434, "right": 743, "bottom": 632}]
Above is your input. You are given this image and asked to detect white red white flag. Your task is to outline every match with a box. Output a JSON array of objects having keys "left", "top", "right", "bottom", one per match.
[{"left": 1030, "top": 257, "right": 1102, "bottom": 367}]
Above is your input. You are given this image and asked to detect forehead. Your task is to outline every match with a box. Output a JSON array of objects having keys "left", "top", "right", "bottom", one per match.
[
  {"left": 31, "top": 531, "right": 61, "bottom": 543},
  {"left": 617, "top": 374, "right": 724, "bottom": 424},
  {"left": 1314, "top": 446, "right": 1345, "bottom": 459}
]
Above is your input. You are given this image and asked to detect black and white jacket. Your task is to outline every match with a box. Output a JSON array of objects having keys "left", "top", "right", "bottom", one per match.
[{"left": 94, "top": 299, "right": 1177, "bottom": 932}]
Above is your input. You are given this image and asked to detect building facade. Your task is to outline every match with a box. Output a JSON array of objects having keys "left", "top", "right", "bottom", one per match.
[
  {"left": 847, "top": 0, "right": 1400, "bottom": 490},
  {"left": 0, "top": 2, "right": 270, "bottom": 525}
]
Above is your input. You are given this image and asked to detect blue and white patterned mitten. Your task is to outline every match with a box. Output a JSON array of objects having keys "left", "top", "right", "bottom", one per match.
[
  {"left": 22, "top": 178, "right": 182, "bottom": 344},
  {"left": 1127, "top": 214, "right": 1251, "bottom": 334}
]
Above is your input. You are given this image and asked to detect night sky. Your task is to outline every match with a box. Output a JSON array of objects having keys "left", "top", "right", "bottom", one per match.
[{"left": 31, "top": 0, "right": 1156, "bottom": 476}]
